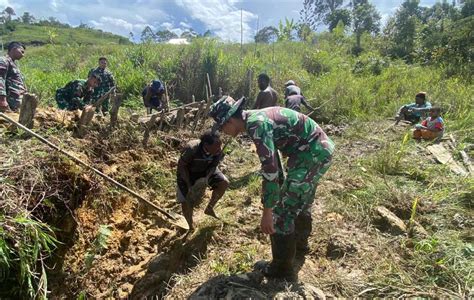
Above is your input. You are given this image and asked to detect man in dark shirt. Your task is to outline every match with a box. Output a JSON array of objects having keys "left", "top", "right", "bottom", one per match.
[
  {"left": 285, "top": 95, "right": 314, "bottom": 113},
  {"left": 253, "top": 73, "right": 278, "bottom": 109},
  {"left": 142, "top": 80, "right": 165, "bottom": 114},
  {"left": 177, "top": 130, "right": 229, "bottom": 230},
  {"left": 284, "top": 80, "right": 302, "bottom": 98}
]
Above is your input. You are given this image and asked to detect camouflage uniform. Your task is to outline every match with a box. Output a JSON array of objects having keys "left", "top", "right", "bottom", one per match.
[
  {"left": 88, "top": 67, "right": 115, "bottom": 112},
  {"left": 55, "top": 79, "right": 93, "bottom": 111},
  {"left": 245, "top": 107, "right": 335, "bottom": 234},
  {"left": 0, "top": 55, "right": 26, "bottom": 110}
]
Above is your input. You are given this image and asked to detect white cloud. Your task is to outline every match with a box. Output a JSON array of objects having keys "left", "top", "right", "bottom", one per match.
[
  {"left": 175, "top": 0, "right": 257, "bottom": 42},
  {"left": 179, "top": 21, "right": 191, "bottom": 29},
  {"left": 161, "top": 22, "right": 173, "bottom": 30},
  {"left": 49, "top": 0, "right": 61, "bottom": 12},
  {"left": 90, "top": 16, "right": 154, "bottom": 38}
]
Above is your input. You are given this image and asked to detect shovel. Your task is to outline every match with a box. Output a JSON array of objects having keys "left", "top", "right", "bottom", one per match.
[{"left": 0, "top": 112, "right": 189, "bottom": 230}]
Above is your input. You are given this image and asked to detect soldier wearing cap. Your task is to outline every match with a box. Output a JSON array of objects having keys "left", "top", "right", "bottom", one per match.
[
  {"left": 143, "top": 80, "right": 165, "bottom": 114},
  {"left": 0, "top": 41, "right": 26, "bottom": 112},
  {"left": 88, "top": 57, "right": 115, "bottom": 114},
  {"left": 209, "top": 96, "right": 334, "bottom": 280},
  {"left": 55, "top": 73, "right": 101, "bottom": 111},
  {"left": 396, "top": 92, "right": 432, "bottom": 123}
]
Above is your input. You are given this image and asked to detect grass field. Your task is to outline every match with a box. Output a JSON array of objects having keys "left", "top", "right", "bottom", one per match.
[{"left": 1, "top": 34, "right": 473, "bottom": 298}]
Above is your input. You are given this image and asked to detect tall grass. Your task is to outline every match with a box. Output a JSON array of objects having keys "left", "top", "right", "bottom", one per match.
[{"left": 19, "top": 36, "right": 472, "bottom": 141}]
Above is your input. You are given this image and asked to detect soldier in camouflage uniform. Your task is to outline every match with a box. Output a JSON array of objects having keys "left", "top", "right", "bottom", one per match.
[
  {"left": 0, "top": 42, "right": 26, "bottom": 112},
  {"left": 209, "top": 96, "right": 334, "bottom": 280},
  {"left": 88, "top": 57, "right": 115, "bottom": 113},
  {"left": 55, "top": 74, "right": 101, "bottom": 111}
]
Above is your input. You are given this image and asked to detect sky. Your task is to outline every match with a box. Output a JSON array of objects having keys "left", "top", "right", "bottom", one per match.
[{"left": 2, "top": 0, "right": 439, "bottom": 42}]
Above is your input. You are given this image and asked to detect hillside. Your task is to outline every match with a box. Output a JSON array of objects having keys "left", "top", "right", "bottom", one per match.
[
  {"left": 0, "top": 33, "right": 473, "bottom": 298},
  {"left": 0, "top": 23, "right": 131, "bottom": 46}
]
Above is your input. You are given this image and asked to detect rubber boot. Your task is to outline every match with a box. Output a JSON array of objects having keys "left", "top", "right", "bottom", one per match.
[
  {"left": 295, "top": 212, "right": 312, "bottom": 258},
  {"left": 255, "top": 232, "right": 296, "bottom": 280}
]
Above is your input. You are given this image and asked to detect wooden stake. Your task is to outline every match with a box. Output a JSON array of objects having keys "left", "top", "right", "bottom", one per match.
[
  {"left": 164, "top": 82, "right": 170, "bottom": 112},
  {"left": 176, "top": 107, "right": 185, "bottom": 128},
  {"left": 76, "top": 105, "right": 95, "bottom": 137},
  {"left": 206, "top": 73, "right": 212, "bottom": 100},
  {"left": 143, "top": 113, "right": 160, "bottom": 146},
  {"left": 18, "top": 93, "right": 38, "bottom": 129},
  {"left": 110, "top": 93, "right": 122, "bottom": 129},
  {"left": 192, "top": 102, "right": 205, "bottom": 133}
]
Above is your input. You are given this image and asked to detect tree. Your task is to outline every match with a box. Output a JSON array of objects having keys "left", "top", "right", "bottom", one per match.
[
  {"left": 155, "top": 29, "right": 178, "bottom": 42},
  {"left": 202, "top": 30, "right": 213, "bottom": 38},
  {"left": 326, "top": 8, "right": 352, "bottom": 31},
  {"left": 2, "top": 7, "right": 15, "bottom": 22},
  {"left": 352, "top": 0, "right": 381, "bottom": 52},
  {"left": 383, "top": 0, "right": 422, "bottom": 61},
  {"left": 254, "top": 26, "right": 278, "bottom": 43},
  {"left": 21, "top": 12, "right": 35, "bottom": 24},
  {"left": 299, "top": 0, "right": 348, "bottom": 30},
  {"left": 277, "top": 18, "right": 297, "bottom": 41},
  {"left": 181, "top": 29, "right": 198, "bottom": 41},
  {"left": 297, "top": 23, "right": 313, "bottom": 41},
  {"left": 141, "top": 26, "right": 155, "bottom": 42}
]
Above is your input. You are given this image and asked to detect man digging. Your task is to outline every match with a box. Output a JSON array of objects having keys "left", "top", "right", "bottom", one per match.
[
  {"left": 209, "top": 96, "right": 334, "bottom": 280},
  {"left": 177, "top": 130, "right": 229, "bottom": 230}
]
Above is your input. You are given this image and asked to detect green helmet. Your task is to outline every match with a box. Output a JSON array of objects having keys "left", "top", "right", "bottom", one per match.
[{"left": 208, "top": 96, "right": 245, "bottom": 127}]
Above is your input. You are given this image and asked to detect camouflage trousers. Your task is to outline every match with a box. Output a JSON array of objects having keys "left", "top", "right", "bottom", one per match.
[
  {"left": 273, "top": 142, "right": 333, "bottom": 235},
  {"left": 55, "top": 89, "right": 87, "bottom": 111},
  {"left": 7, "top": 95, "right": 22, "bottom": 111}
]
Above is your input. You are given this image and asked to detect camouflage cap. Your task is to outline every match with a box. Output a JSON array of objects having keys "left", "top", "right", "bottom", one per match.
[
  {"left": 285, "top": 80, "right": 296, "bottom": 87},
  {"left": 208, "top": 96, "right": 245, "bottom": 128}
]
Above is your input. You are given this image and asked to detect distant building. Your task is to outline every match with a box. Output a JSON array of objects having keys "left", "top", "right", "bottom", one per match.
[{"left": 167, "top": 38, "right": 190, "bottom": 45}]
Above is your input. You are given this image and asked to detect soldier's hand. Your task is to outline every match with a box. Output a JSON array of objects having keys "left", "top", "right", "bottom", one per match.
[
  {"left": 0, "top": 96, "right": 9, "bottom": 112},
  {"left": 260, "top": 208, "right": 275, "bottom": 235}
]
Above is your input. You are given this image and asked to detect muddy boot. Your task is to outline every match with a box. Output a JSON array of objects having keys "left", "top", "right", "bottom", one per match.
[
  {"left": 295, "top": 212, "right": 312, "bottom": 258},
  {"left": 254, "top": 233, "right": 296, "bottom": 281}
]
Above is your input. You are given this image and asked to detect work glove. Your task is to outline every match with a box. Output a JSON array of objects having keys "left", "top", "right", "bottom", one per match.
[{"left": 415, "top": 124, "right": 424, "bottom": 130}]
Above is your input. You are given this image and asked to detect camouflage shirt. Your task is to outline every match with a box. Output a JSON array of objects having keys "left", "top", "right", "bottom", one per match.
[
  {"left": 88, "top": 67, "right": 115, "bottom": 100},
  {"left": 244, "top": 107, "right": 335, "bottom": 208},
  {"left": 55, "top": 79, "right": 93, "bottom": 110},
  {"left": 0, "top": 55, "right": 26, "bottom": 98}
]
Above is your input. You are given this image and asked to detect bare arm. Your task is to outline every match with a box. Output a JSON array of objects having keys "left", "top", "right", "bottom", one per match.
[
  {"left": 301, "top": 97, "right": 314, "bottom": 111},
  {"left": 253, "top": 91, "right": 265, "bottom": 109}
]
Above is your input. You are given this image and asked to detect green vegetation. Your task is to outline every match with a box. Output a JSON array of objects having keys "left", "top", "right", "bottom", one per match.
[
  {"left": 0, "top": 0, "right": 473, "bottom": 298},
  {"left": 0, "top": 23, "right": 131, "bottom": 46}
]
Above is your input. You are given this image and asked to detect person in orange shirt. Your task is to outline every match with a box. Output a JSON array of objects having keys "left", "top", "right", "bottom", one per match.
[{"left": 413, "top": 107, "right": 444, "bottom": 141}]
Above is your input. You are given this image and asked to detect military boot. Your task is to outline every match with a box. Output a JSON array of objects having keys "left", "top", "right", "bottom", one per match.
[
  {"left": 295, "top": 212, "right": 312, "bottom": 258},
  {"left": 254, "top": 232, "right": 296, "bottom": 280}
]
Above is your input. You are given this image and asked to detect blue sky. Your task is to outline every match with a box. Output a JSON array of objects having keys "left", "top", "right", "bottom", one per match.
[{"left": 3, "top": 0, "right": 439, "bottom": 42}]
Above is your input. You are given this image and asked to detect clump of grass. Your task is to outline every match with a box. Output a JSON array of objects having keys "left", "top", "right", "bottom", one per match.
[
  {"left": 83, "top": 225, "right": 112, "bottom": 271},
  {"left": 210, "top": 245, "right": 257, "bottom": 275},
  {"left": 0, "top": 214, "right": 59, "bottom": 299}
]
